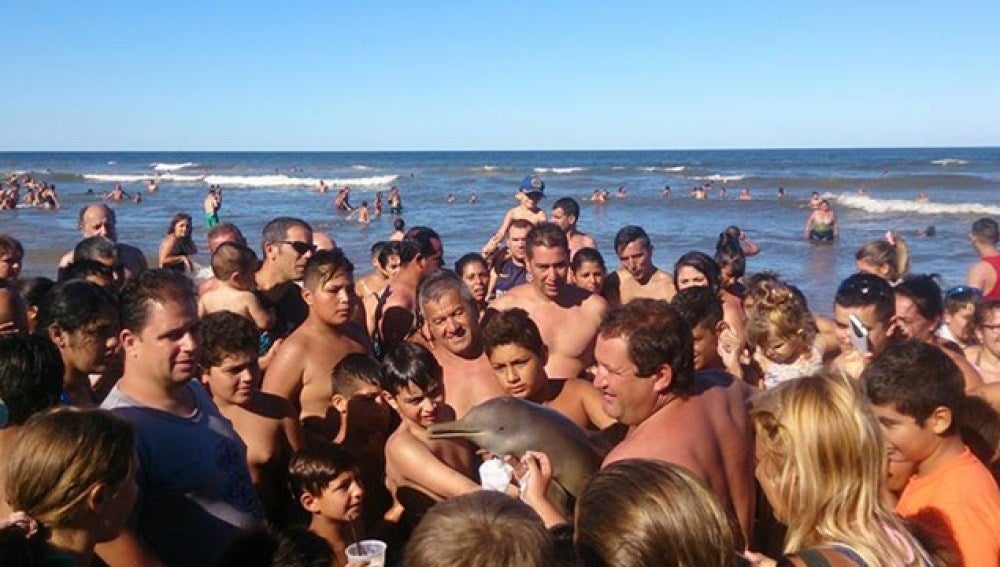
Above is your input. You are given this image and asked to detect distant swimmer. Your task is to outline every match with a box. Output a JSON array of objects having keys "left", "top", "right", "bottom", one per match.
[
  {"left": 804, "top": 199, "right": 838, "bottom": 241},
  {"left": 468, "top": 194, "right": 478, "bottom": 204},
  {"left": 147, "top": 179, "right": 158, "bottom": 193},
  {"left": 446, "top": 194, "right": 457, "bottom": 203},
  {"left": 718, "top": 187, "right": 727, "bottom": 199},
  {"left": 590, "top": 188, "right": 607, "bottom": 203},
  {"left": 334, "top": 186, "right": 354, "bottom": 212},
  {"left": 692, "top": 186, "right": 707, "bottom": 200},
  {"left": 809, "top": 191, "right": 822, "bottom": 209},
  {"left": 374, "top": 191, "right": 383, "bottom": 216},
  {"left": 388, "top": 186, "right": 403, "bottom": 214},
  {"left": 103, "top": 184, "right": 129, "bottom": 202},
  {"left": 777, "top": 187, "right": 786, "bottom": 199},
  {"left": 662, "top": 185, "right": 671, "bottom": 198},
  {"left": 346, "top": 200, "right": 371, "bottom": 224},
  {"left": 616, "top": 186, "right": 627, "bottom": 198},
  {"left": 858, "top": 187, "right": 869, "bottom": 197},
  {"left": 318, "top": 180, "right": 328, "bottom": 194},
  {"left": 738, "top": 187, "right": 751, "bottom": 201},
  {"left": 916, "top": 192, "right": 930, "bottom": 203}
]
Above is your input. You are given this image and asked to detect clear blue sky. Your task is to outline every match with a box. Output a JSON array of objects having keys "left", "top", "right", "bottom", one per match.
[{"left": 3, "top": 1, "right": 998, "bottom": 151}]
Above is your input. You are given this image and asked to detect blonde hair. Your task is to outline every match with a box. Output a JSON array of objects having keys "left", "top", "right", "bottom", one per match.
[
  {"left": 856, "top": 232, "right": 909, "bottom": 282},
  {"left": 746, "top": 281, "right": 815, "bottom": 351},
  {"left": 750, "top": 372, "right": 931, "bottom": 566},
  {"left": 576, "top": 459, "right": 737, "bottom": 567},
  {"left": 4, "top": 407, "right": 134, "bottom": 529}
]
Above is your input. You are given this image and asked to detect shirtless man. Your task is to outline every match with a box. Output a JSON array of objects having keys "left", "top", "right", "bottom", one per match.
[
  {"left": 966, "top": 218, "right": 1000, "bottom": 301},
  {"left": 603, "top": 225, "right": 676, "bottom": 306},
  {"left": 489, "top": 222, "right": 608, "bottom": 379},
  {"left": 376, "top": 228, "right": 443, "bottom": 354},
  {"left": 595, "top": 299, "right": 753, "bottom": 546},
  {"left": 204, "top": 186, "right": 222, "bottom": 228},
  {"left": 417, "top": 270, "right": 504, "bottom": 418},
  {"left": 551, "top": 197, "right": 597, "bottom": 259},
  {"left": 255, "top": 217, "right": 315, "bottom": 342},
  {"left": 482, "top": 175, "right": 547, "bottom": 256},
  {"left": 263, "top": 249, "right": 369, "bottom": 446},
  {"left": 482, "top": 307, "right": 613, "bottom": 430},
  {"left": 59, "top": 204, "right": 148, "bottom": 279},
  {"left": 379, "top": 342, "right": 478, "bottom": 530}
]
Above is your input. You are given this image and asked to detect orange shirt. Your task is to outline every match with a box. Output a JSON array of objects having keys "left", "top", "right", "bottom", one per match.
[{"left": 896, "top": 447, "right": 1000, "bottom": 567}]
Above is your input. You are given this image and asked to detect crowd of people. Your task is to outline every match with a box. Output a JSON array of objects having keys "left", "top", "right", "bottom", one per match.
[{"left": 1, "top": 173, "right": 1000, "bottom": 566}]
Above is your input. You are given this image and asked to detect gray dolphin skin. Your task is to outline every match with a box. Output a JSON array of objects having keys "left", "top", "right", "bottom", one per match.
[{"left": 427, "top": 396, "right": 603, "bottom": 514}]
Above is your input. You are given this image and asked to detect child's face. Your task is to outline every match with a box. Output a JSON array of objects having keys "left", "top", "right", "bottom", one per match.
[
  {"left": 691, "top": 322, "right": 720, "bottom": 371},
  {"left": 945, "top": 303, "right": 975, "bottom": 341},
  {"left": 310, "top": 470, "right": 365, "bottom": 523},
  {"left": 762, "top": 332, "right": 807, "bottom": 365},
  {"left": 573, "top": 261, "right": 605, "bottom": 294},
  {"left": 488, "top": 342, "right": 545, "bottom": 399},
  {"left": 871, "top": 402, "right": 939, "bottom": 467},
  {"left": 203, "top": 350, "right": 260, "bottom": 405},
  {"left": 387, "top": 381, "right": 444, "bottom": 428}
]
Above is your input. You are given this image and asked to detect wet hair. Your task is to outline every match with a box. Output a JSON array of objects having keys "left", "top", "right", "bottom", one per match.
[
  {"left": 576, "top": 459, "right": 737, "bottom": 567},
  {"left": 207, "top": 222, "right": 246, "bottom": 248},
  {"left": 598, "top": 299, "right": 694, "bottom": 393},
  {"left": 613, "top": 225, "right": 651, "bottom": 255},
  {"left": 404, "top": 491, "right": 557, "bottom": 567},
  {"left": 524, "top": 222, "right": 569, "bottom": 259},
  {"left": 974, "top": 298, "right": 1000, "bottom": 327},
  {"left": 454, "top": 253, "right": 488, "bottom": 277},
  {"left": 302, "top": 249, "right": 354, "bottom": 291},
  {"left": 972, "top": 218, "right": 999, "bottom": 245},
  {"left": 0, "top": 233, "right": 24, "bottom": 260},
  {"left": 393, "top": 218, "right": 405, "bottom": 231},
  {"left": 219, "top": 526, "right": 334, "bottom": 567},
  {"left": 671, "top": 287, "right": 723, "bottom": 331},
  {"left": 571, "top": 247, "right": 606, "bottom": 273},
  {"left": 212, "top": 242, "right": 259, "bottom": 281},
  {"left": 0, "top": 335, "right": 63, "bottom": 426},
  {"left": 198, "top": 310, "right": 259, "bottom": 369},
  {"left": 166, "top": 212, "right": 193, "bottom": 235},
  {"left": 856, "top": 232, "right": 909, "bottom": 282},
  {"left": 482, "top": 307, "right": 545, "bottom": 358},
  {"left": 379, "top": 342, "right": 443, "bottom": 396},
  {"left": 37, "top": 280, "right": 117, "bottom": 335},
  {"left": 332, "top": 353, "right": 383, "bottom": 398},
  {"left": 404, "top": 226, "right": 441, "bottom": 258},
  {"left": 118, "top": 268, "right": 196, "bottom": 333},
  {"left": 552, "top": 197, "right": 580, "bottom": 221},
  {"left": 72, "top": 236, "right": 118, "bottom": 264},
  {"left": 746, "top": 282, "right": 815, "bottom": 351},
  {"left": 262, "top": 217, "right": 311, "bottom": 246},
  {"left": 417, "top": 269, "right": 476, "bottom": 320},
  {"left": 862, "top": 340, "right": 964, "bottom": 433},
  {"left": 287, "top": 442, "right": 358, "bottom": 499},
  {"left": 752, "top": 372, "right": 931, "bottom": 566},
  {"left": 893, "top": 273, "right": 943, "bottom": 323},
  {"left": 0, "top": 408, "right": 134, "bottom": 564},
  {"left": 834, "top": 273, "right": 895, "bottom": 324},
  {"left": 673, "top": 251, "right": 722, "bottom": 295}
]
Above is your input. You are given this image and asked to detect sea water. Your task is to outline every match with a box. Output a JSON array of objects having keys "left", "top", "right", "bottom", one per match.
[{"left": 2, "top": 147, "right": 999, "bottom": 313}]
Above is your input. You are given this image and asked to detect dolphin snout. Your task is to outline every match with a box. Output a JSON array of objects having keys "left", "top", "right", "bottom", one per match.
[{"left": 427, "top": 422, "right": 485, "bottom": 440}]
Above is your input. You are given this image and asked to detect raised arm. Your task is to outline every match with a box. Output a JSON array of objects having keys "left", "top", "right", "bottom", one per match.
[{"left": 391, "top": 438, "right": 480, "bottom": 500}]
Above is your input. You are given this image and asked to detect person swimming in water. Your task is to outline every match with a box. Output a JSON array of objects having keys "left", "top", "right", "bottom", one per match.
[{"left": 804, "top": 199, "right": 838, "bottom": 241}]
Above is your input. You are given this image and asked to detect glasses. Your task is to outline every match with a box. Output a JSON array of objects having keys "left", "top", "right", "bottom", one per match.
[
  {"left": 945, "top": 285, "right": 982, "bottom": 300},
  {"left": 278, "top": 240, "right": 316, "bottom": 255}
]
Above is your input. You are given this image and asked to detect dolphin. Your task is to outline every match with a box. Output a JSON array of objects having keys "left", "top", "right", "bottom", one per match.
[{"left": 427, "top": 396, "right": 603, "bottom": 514}]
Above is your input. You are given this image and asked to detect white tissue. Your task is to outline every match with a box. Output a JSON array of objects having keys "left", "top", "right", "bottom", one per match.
[{"left": 479, "top": 458, "right": 514, "bottom": 492}]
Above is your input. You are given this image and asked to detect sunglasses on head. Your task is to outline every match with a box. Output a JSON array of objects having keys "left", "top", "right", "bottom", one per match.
[
  {"left": 279, "top": 240, "right": 316, "bottom": 255},
  {"left": 838, "top": 275, "right": 891, "bottom": 300},
  {"left": 945, "top": 285, "right": 982, "bottom": 300}
]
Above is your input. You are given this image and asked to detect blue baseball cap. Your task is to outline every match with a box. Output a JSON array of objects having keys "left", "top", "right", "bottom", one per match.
[{"left": 519, "top": 175, "right": 545, "bottom": 196}]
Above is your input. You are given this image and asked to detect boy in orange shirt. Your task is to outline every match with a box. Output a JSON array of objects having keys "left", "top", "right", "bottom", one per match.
[{"left": 862, "top": 340, "right": 1000, "bottom": 566}]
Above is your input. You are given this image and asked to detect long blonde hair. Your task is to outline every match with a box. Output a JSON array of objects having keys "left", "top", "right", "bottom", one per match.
[
  {"left": 856, "top": 232, "right": 909, "bottom": 283},
  {"left": 750, "top": 372, "right": 931, "bottom": 566}
]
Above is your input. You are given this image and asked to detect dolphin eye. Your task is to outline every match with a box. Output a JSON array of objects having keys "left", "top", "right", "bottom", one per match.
[{"left": 498, "top": 426, "right": 505, "bottom": 432}]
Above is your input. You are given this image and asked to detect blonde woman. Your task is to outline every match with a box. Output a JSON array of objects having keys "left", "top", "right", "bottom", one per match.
[
  {"left": 746, "top": 372, "right": 933, "bottom": 566},
  {"left": 576, "top": 459, "right": 739, "bottom": 567},
  {"left": 855, "top": 231, "right": 909, "bottom": 285},
  {"left": 0, "top": 408, "right": 136, "bottom": 567}
]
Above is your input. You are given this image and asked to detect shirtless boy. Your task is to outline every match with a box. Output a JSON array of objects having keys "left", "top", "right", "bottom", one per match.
[
  {"left": 595, "top": 299, "right": 754, "bottom": 546},
  {"left": 551, "top": 197, "right": 597, "bottom": 259},
  {"left": 489, "top": 223, "right": 608, "bottom": 379},
  {"left": 376, "top": 235, "right": 440, "bottom": 354},
  {"left": 482, "top": 175, "right": 547, "bottom": 256},
  {"left": 199, "top": 242, "right": 275, "bottom": 332},
  {"left": 603, "top": 225, "right": 676, "bottom": 305},
  {"left": 482, "top": 307, "right": 613, "bottom": 430},
  {"left": 263, "top": 249, "right": 369, "bottom": 446},
  {"left": 379, "top": 342, "right": 478, "bottom": 531},
  {"left": 204, "top": 186, "right": 222, "bottom": 228},
  {"left": 199, "top": 311, "right": 293, "bottom": 519},
  {"left": 347, "top": 200, "right": 371, "bottom": 224}
]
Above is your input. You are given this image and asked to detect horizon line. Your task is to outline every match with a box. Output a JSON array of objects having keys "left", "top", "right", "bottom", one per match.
[{"left": 1, "top": 144, "right": 998, "bottom": 153}]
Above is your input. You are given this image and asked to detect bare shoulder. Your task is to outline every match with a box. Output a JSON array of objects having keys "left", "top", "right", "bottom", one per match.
[
  {"left": 250, "top": 391, "right": 297, "bottom": 420},
  {"left": 580, "top": 289, "right": 609, "bottom": 314}
]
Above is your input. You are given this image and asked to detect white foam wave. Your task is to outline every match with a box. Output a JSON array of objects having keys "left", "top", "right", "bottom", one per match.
[
  {"left": 152, "top": 162, "right": 198, "bottom": 172},
  {"left": 107, "top": 161, "right": 116, "bottom": 165},
  {"left": 534, "top": 167, "right": 586, "bottom": 174},
  {"left": 202, "top": 173, "right": 399, "bottom": 188},
  {"left": 834, "top": 194, "right": 1000, "bottom": 216},
  {"left": 612, "top": 166, "right": 627, "bottom": 170},
  {"left": 693, "top": 174, "right": 745, "bottom": 182},
  {"left": 85, "top": 173, "right": 203, "bottom": 183},
  {"left": 351, "top": 165, "right": 372, "bottom": 170},
  {"left": 640, "top": 166, "right": 686, "bottom": 172},
  {"left": 931, "top": 159, "right": 968, "bottom": 166},
  {"left": 481, "top": 165, "right": 499, "bottom": 172}
]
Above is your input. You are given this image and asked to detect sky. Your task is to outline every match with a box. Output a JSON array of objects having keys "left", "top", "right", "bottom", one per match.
[{"left": 2, "top": 1, "right": 998, "bottom": 151}]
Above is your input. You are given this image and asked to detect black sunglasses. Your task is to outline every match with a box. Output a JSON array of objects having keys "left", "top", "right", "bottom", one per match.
[
  {"left": 278, "top": 240, "right": 316, "bottom": 255},
  {"left": 838, "top": 275, "right": 891, "bottom": 300}
]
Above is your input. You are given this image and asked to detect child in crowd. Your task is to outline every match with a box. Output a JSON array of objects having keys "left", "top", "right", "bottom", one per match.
[
  {"left": 938, "top": 285, "right": 980, "bottom": 348},
  {"left": 746, "top": 281, "right": 823, "bottom": 389},
  {"left": 570, "top": 247, "right": 607, "bottom": 297},
  {"left": 967, "top": 299, "right": 1000, "bottom": 383},
  {"left": 671, "top": 287, "right": 743, "bottom": 379},
  {"left": 199, "top": 311, "right": 294, "bottom": 519},
  {"left": 481, "top": 308, "right": 613, "bottom": 430},
  {"left": 199, "top": 242, "right": 275, "bottom": 332},
  {"left": 482, "top": 175, "right": 546, "bottom": 257},
  {"left": 288, "top": 442, "right": 365, "bottom": 567},
  {"left": 862, "top": 341, "right": 1000, "bottom": 564},
  {"left": 378, "top": 342, "right": 478, "bottom": 532}
]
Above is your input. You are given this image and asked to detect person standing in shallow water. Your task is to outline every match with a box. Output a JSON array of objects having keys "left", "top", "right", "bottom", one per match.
[{"left": 804, "top": 199, "right": 837, "bottom": 241}]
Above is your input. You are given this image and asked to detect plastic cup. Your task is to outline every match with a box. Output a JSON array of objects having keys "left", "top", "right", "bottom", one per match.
[{"left": 345, "top": 539, "right": 387, "bottom": 567}]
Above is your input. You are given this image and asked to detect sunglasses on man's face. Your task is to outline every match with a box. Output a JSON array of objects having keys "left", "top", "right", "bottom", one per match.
[{"left": 279, "top": 240, "right": 316, "bottom": 255}]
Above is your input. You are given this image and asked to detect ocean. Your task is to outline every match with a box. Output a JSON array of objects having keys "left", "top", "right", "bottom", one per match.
[{"left": 3, "top": 148, "right": 999, "bottom": 314}]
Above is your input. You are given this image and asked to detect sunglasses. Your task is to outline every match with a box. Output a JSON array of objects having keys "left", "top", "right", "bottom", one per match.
[
  {"left": 838, "top": 275, "right": 892, "bottom": 300},
  {"left": 945, "top": 285, "right": 982, "bottom": 300},
  {"left": 278, "top": 240, "right": 316, "bottom": 255}
]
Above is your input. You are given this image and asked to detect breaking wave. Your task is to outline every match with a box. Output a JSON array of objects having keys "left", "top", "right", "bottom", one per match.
[{"left": 834, "top": 194, "right": 1000, "bottom": 216}]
